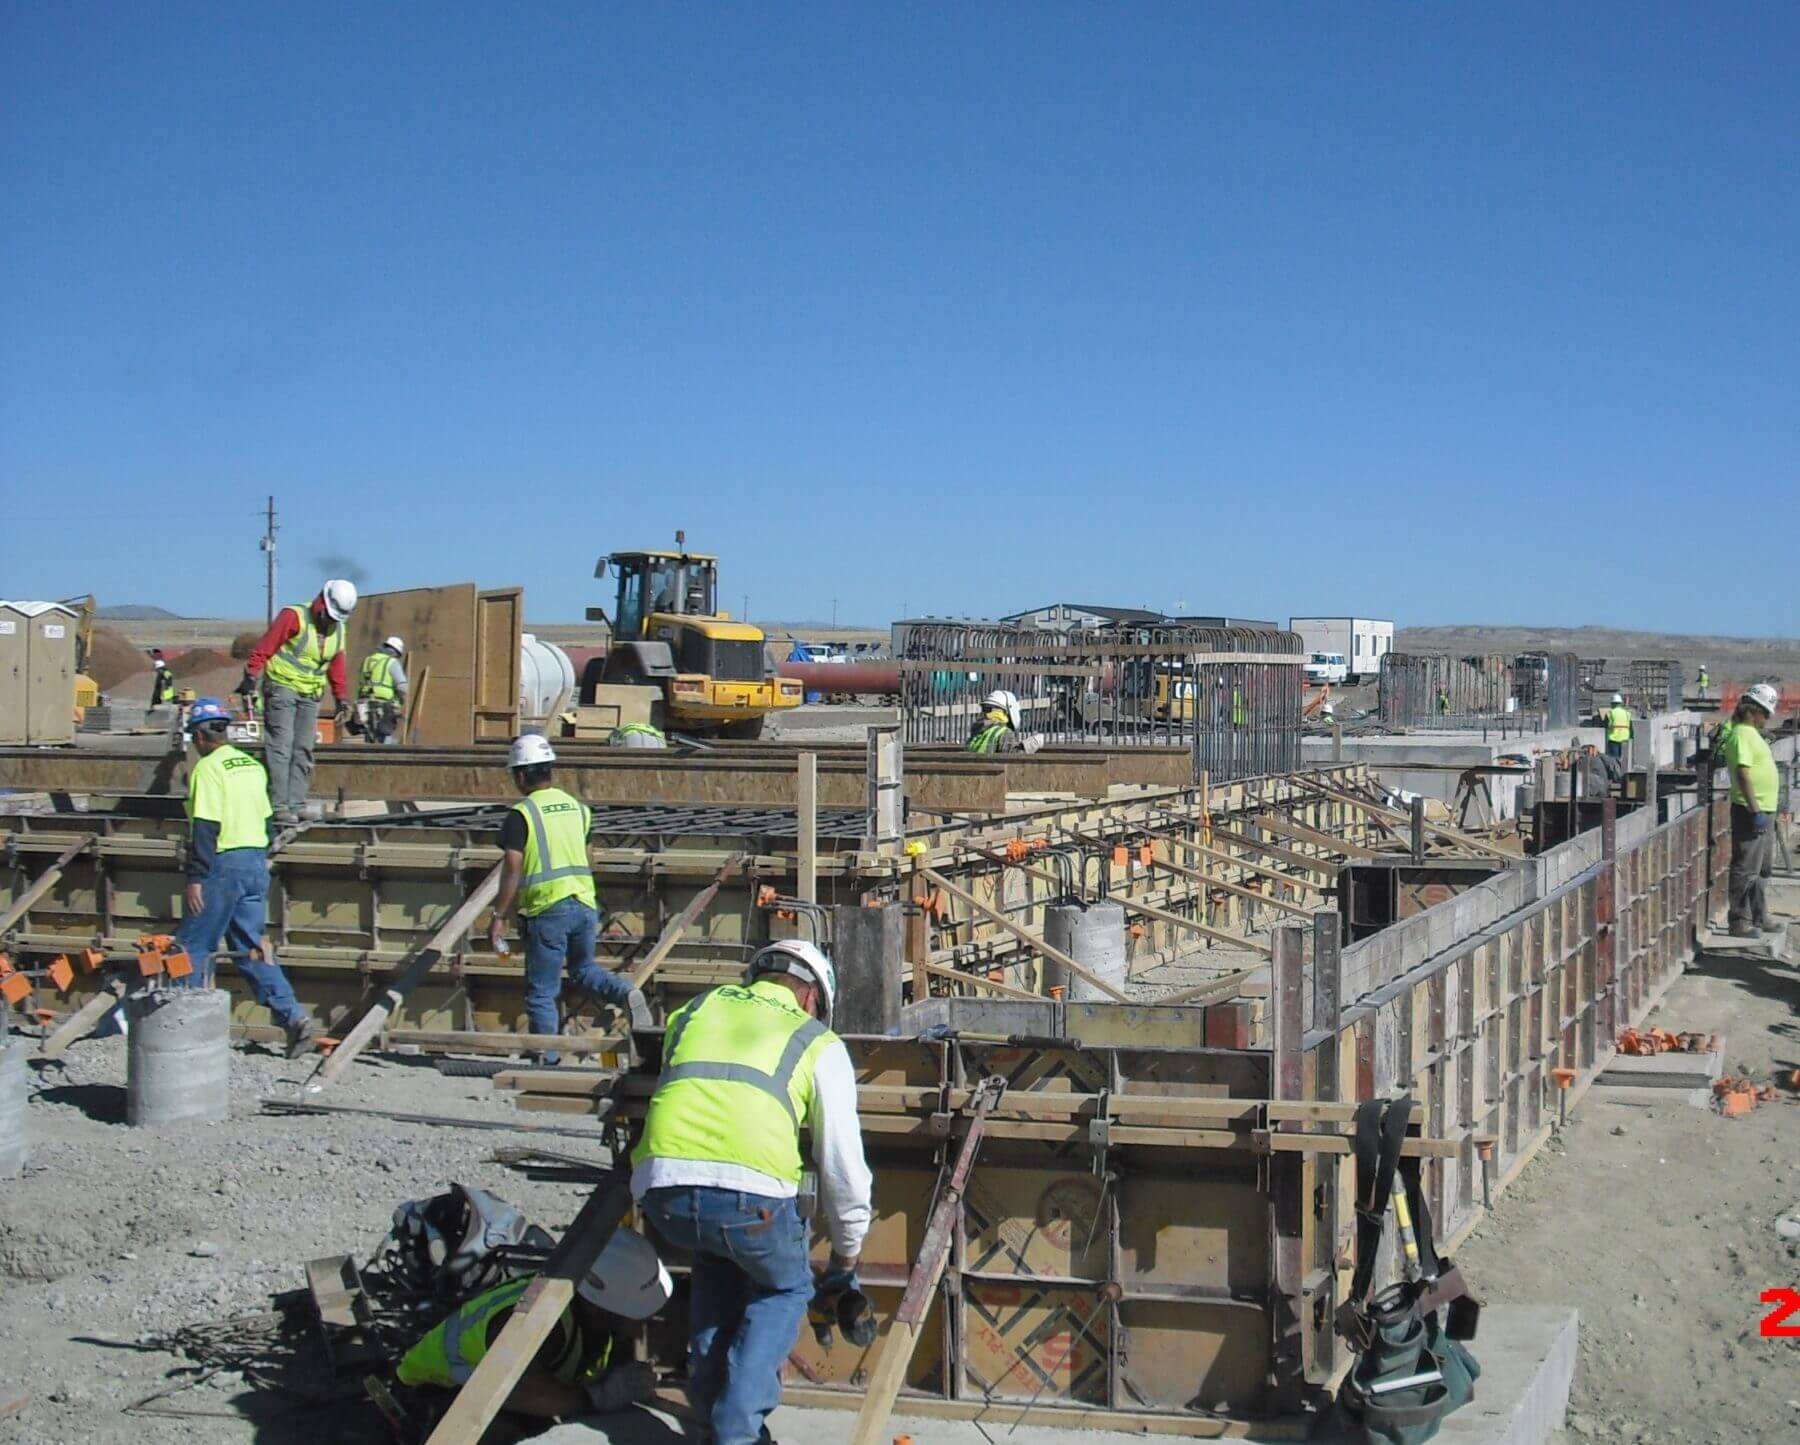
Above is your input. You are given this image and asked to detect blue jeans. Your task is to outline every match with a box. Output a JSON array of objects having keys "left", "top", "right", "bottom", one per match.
[
  {"left": 172, "top": 849, "right": 304, "bottom": 1026},
  {"left": 522, "top": 897, "right": 631, "bottom": 1041},
  {"left": 640, "top": 1187, "right": 813, "bottom": 1445}
]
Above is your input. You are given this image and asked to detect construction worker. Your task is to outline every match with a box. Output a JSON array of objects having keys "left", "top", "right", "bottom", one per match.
[
  {"left": 396, "top": 1230, "right": 668, "bottom": 1420},
  {"left": 632, "top": 939, "right": 872, "bottom": 1445},
  {"left": 1696, "top": 663, "right": 1710, "bottom": 700},
  {"left": 967, "top": 690, "right": 1041, "bottom": 753},
  {"left": 609, "top": 722, "right": 666, "bottom": 749},
  {"left": 172, "top": 699, "right": 318, "bottom": 1055},
  {"left": 239, "top": 579, "right": 358, "bottom": 823},
  {"left": 1721, "top": 683, "right": 1780, "bottom": 938},
  {"left": 148, "top": 650, "right": 176, "bottom": 708},
  {"left": 1436, "top": 687, "right": 1450, "bottom": 717},
  {"left": 1604, "top": 693, "right": 1633, "bottom": 761},
  {"left": 357, "top": 635, "right": 408, "bottom": 745},
  {"left": 488, "top": 735, "right": 650, "bottom": 1059}
]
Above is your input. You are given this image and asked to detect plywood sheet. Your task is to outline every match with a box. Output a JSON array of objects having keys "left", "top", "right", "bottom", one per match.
[
  {"left": 1117, "top": 1299, "right": 1267, "bottom": 1412},
  {"left": 348, "top": 584, "right": 480, "bottom": 746},
  {"left": 474, "top": 588, "right": 523, "bottom": 741},
  {"left": 963, "top": 1280, "right": 1109, "bottom": 1404},
  {"left": 786, "top": 1283, "right": 944, "bottom": 1393},
  {"left": 1118, "top": 1177, "right": 1266, "bottom": 1291}
]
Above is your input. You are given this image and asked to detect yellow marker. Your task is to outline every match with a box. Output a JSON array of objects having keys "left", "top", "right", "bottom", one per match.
[{"left": 1392, "top": 1188, "right": 1421, "bottom": 1276}]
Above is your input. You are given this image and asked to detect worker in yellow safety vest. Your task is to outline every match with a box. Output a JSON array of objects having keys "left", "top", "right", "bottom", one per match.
[
  {"left": 631, "top": 939, "right": 874, "bottom": 1445},
  {"left": 967, "top": 689, "right": 1042, "bottom": 753},
  {"left": 238, "top": 579, "right": 358, "bottom": 822},
  {"left": 609, "top": 722, "right": 666, "bottom": 749},
  {"left": 1720, "top": 683, "right": 1781, "bottom": 938},
  {"left": 395, "top": 1229, "right": 669, "bottom": 1420},
  {"left": 356, "top": 635, "right": 408, "bottom": 745},
  {"left": 489, "top": 734, "right": 650, "bottom": 1061},
  {"left": 172, "top": 698, "right": 318, "bottom": 1056},
  {"left": 1604, "top": 693, "right": 1633, "bottom": 761}
]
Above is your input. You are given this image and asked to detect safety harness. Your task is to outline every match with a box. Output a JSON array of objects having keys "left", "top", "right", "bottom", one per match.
[{"left": 1335, "top": 1096, "right": 1482, "bottom": 1445}]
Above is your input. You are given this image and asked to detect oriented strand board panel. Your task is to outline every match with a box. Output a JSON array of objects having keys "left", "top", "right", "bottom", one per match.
[
  {"left": 473, "top": 588, "right": 522, "bottom": 741},
  {"left": 348, "top": 585, "right": 484, "bottom": 746}
]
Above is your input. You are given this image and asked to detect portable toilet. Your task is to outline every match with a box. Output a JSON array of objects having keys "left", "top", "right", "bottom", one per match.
[
  {"left": 10, "top": 601, "right": 77, "bottom": 745},
  {"left": 0, "top": 602, "right": 24, "bottom": 744}
]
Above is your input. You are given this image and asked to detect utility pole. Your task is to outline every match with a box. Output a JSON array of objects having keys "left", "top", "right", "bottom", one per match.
[
  {"left": 742, "top": 593, "right": 749, "bottom": 623},
  {"left": 260, "top": 496, "right": 278, "bottom": 624},
  {"left": 832, "top": 597, "right": 838, "bottom": 630}
]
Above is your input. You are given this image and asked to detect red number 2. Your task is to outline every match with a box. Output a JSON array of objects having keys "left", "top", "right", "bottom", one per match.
[{"left": 1760, "top": 1287, "right": 1800, "bottom": 1338}]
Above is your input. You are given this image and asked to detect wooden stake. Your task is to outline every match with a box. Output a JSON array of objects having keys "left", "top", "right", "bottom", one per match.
[
  {"left": 308, "top": 862, "right": 503, "bottom": 1090},
  {"left": 920, "top": 867, "right": 1129, "bottom": 1003},
  {"left": 626, "top": 853, "right": 746, "bottom": 990},
  {"left": 0, "top": 835, "right": 96, "bottom": 937}
]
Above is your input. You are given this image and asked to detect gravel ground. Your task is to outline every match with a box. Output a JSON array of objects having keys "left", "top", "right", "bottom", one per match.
[{"left": 0, "top": 1032, "right": 608, "bottom": 1444}]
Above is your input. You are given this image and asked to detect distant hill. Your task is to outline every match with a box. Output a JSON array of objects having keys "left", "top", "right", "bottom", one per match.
[{"left": 96, "top": 604, "right": 184, "bottom": 621}]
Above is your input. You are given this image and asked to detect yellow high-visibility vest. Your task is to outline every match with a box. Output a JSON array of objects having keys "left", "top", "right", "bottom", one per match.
[
  {"left": 263, "top": 605, "right": 342, "bottom": 699},
  {"left": 1606, "top": 706, "right": 1632, "bottom": 743},
  {"left": 359, "top": 651, "right": 399, "bottom": 702},
  {"left": 511, "top": 787, "right": 596, "bottom": 916},
  {"left": 631, "top": 981, "right": 834, "bottom": 1186}
]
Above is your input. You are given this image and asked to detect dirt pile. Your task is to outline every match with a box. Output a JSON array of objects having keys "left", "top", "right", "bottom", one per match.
[
  {"left": 85, "top": 627, "right": 151, "bottom": 691},
  {"left": 168, "top": 648, "right": 233, "bottom": 679}
]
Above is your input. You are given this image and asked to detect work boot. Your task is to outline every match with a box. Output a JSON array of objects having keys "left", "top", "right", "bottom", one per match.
[
  {"left": 1727, "top": 921, "right": 1759, "bottom": 939},
  {"left": 273, "top": 808, "right": 300, "bottom": 825},
  {"left": 626, "top": 987, "right": 655, "bottom": 1031},
  {"left": 284, "top": 1015, "right": 320, "bottom": 1058}
]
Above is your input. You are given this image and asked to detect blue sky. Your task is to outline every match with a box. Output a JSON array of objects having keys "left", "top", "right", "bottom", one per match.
[{"left": 3, "top": 3, "right": 1795, "bottom": 632}]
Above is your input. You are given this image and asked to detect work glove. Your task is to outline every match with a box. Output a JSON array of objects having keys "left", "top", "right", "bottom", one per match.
[
  {"left": 1021, "top": 733, "right": 1045, "bottom": 755},
  {"left": 1751, "top": 811, "right": 1771, "bottom": 835},
  {"left": 583, "top": 1360, "right": 657, "bottom": 1413},
  {"left": 334, "top": 700, "right": 356, "bottom": 726},
  {"left": 809, "top": 1268, "right": 876, "bottom": 1348},
  {"left": 235, "top": 671, "right": 257, "bottom": 700}
]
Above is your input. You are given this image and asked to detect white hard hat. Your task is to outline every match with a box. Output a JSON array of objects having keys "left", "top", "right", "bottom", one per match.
[
  {"left": 1611, "top": 693, "right": 1624, "bottom": 704},
  {"left": 383, "top": 635, "right": 404, "bottom": 654},
  {"left": 508, "top": 733, "right": 557, "bottom": 769},
  {"left": 578, "top": 1229, "right": 673, "bottom": 1320},
  {"left": 321, "top": 579, "right": 359, "bottom": 622},
  {"left": 1745, "top": 682, "right": 1780, "bottom": 716},
  {"left": 982, "top": 689, "right": 1021, "bottom": 729},
  {"left": 747, "top": 938, "right": 837, "bottom": 1024}
]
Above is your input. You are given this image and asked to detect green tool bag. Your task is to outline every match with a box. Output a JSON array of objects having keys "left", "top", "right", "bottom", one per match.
[{"left": 1334, "top": 1097, "right": 1482, "bottom": 1445}]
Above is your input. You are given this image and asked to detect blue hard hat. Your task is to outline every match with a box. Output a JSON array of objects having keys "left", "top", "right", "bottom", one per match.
[{"left": 189, "top": 697, "right": 232, "bottom": 726}]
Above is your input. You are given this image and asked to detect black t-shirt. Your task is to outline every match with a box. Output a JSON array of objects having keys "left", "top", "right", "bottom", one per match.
[{"left": 500, "top": 808, "right": 527, "bottom": 854}]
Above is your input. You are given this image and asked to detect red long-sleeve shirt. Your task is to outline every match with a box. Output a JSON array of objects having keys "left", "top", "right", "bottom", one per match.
[{"left": 245, "top": 601, "right": 349, "bottom": 701}]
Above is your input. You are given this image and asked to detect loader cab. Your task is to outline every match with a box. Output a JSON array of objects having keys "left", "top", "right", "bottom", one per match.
[{"left": 597, "top": 549, "right": 720, "bottom": 640}]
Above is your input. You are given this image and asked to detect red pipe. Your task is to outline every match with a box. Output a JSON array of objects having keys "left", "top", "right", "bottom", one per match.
[{"left": 777, "top": 660, "right": 900, "bottom": 694}]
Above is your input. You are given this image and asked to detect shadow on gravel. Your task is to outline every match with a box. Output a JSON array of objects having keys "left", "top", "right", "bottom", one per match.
[
  {"left": 1687, "top": 947, "right": 1800, "bottom": 1016},
  {"left": 33, "top": 1081, "right": 128, "bottom": 1124}
]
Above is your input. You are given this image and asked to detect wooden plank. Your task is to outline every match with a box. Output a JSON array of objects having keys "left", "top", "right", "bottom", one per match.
[
  {"left": 424, "top": 1171, "right": 631, "bottom": 1444},
  {"left": 1153, "top": 965, "right": 1265, "bottom": 1007},
  {"left": 1289, "top": 777, "right": 1516, "bottom": 863},
  {"left": 348, "top": 584, "right": 478, "bottom": 746},
  {"left": 1139, "top": 826, "right": 1329, "bottom": 898},
  {"left": 915, "top": 959, "right": 1042, "bottom": 1000},
  {"left": 382, "top": 1027, "right": 622, "bottom": 1056},
  {"left": 308, "top": 862, "right": 504, "bottom": 1090},
  {"left": 39, "top": 976, "right": 125, "bottom": 1059},
  {"left": 798, "top": 752, "right": 817, "bottom": 906},
  {"left": 473, "top": 587, "right": 524, "bottom": 743},
  {"left": 626, "top": 853, "right": 747, "bottom": 990},
  {"left": 1208, "top": 823, "right": 1340, "bottom": 881},
  {"left": 1254, "top": 812, "right": 1381, "bottom": 863},
  {"left": 1117, "top": 893, "right": 1272, "bottom": 958},
  {"left": 921, "top": 867, "right": 1128, "bottom": 1003},
  {"left": 0, "top": 834, "right": 95, "bottom": 935}
]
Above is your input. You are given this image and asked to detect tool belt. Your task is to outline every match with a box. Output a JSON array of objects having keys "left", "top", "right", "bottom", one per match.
[{"left": 1334, "top": 1096, "right": 1482, "bottom": 1445}]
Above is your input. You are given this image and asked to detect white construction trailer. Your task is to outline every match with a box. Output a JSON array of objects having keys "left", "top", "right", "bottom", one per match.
[{"left": 1288, "top": 616, "right": 1394, "bottom": 685}]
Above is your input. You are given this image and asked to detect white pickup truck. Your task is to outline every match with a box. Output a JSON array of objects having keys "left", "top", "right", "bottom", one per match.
[{"left": 1304, "top": 652, "right": 1349, "bottom": 686}]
